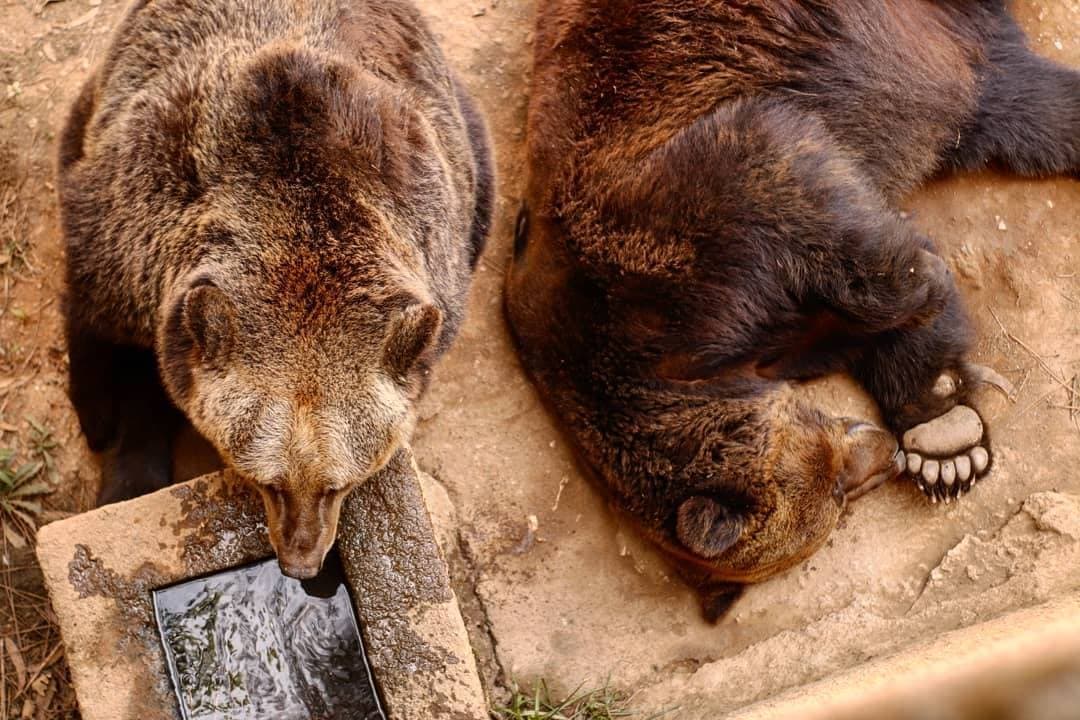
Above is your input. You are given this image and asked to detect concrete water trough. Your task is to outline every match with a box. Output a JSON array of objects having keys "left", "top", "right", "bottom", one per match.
[{"left": 34, "top": 449, "right": 486, "bottom": 720}]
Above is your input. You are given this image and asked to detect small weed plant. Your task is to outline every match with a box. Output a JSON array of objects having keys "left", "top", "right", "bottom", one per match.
[{"left": 492, "top": 680, "right": 675, "bottom": 720}]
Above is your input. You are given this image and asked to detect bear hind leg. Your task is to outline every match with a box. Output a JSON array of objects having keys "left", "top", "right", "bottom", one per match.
[{"left": 947, "top": 31, "right": 1080, "bottom": 178}]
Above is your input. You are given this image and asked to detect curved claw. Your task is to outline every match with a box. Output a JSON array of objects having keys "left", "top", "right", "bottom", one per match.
[
  {"left": 907, "top": 443, "right": 994, "bottom": 503},
  {"left": 966, "top": 363, "right": 1016, "bottom": 401}
]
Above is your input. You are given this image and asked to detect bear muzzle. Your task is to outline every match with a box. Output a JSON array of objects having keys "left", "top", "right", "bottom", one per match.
[{"left": 257, "top": 485, "right": 345, "bottom": 580}]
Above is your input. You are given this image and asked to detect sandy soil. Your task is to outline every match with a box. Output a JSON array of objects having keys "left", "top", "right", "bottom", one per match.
[{"left": 0, "top": 0, "right": 1078, "bottom": 718}]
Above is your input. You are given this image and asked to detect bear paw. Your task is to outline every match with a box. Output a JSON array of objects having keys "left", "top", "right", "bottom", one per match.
[{"left": 899, "top": 404, "right": 989, "bottom": 504}]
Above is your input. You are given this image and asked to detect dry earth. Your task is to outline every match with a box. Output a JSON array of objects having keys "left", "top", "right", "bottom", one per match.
[{"left": 0, "top": 0, "right": 1078, "bottom": 718}]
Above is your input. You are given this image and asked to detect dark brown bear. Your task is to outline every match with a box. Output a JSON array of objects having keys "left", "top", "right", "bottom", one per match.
[
  {"left": 507, "top": 0, "right": 1073, "bottom": 619},
  {"left": 57, "top": 0, "right": 492, "bottom": 579}
]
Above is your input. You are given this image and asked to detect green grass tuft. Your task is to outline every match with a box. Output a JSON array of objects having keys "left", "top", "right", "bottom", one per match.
[
  {"left": 0, "top": 419, "right": 56, "bottom": 549},
  {"left": 491, "top": 680, "right": 675, "bottom": 720}
]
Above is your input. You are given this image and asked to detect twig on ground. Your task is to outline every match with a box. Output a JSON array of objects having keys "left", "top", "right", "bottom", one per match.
[
  {"left": 1012, "top": 367, "right": 1033, "bottom": 401},
  {"left": 10, "top": 642, "right": 62, "bottom": 706},
  {"left": 988, "top": 308, "right": 1074, "bottom": 394},
  {"left": 989, "top": 308, "right": 1079, "bottom": 433},
  {"left": 1009, "top": 387, "right": 1061, "bottom": 428},
  {"left": 1070, "top": 376, "right": 1080, "bottom": 433}
]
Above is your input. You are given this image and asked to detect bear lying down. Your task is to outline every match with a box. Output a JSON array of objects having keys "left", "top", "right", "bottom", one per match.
[{"left": 508, "top": 0, "right": 1062, "bottom": 618}]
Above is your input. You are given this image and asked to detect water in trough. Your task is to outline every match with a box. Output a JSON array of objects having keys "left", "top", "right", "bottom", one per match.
[{"left": 153, "top": 551, "right": 385, "bottom": 720}]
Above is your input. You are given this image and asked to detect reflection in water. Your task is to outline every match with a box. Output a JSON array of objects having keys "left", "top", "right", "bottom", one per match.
[{"left": 153, "top": 553, "right": 384, "bottom": 720}]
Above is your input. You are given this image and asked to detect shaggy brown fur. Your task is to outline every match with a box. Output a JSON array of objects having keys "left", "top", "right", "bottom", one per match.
[
  {"left": 507, "top": 0, "right": 1080, "bottom": 619},
  {"left": 57, "top": 0, "right": 492, "bottom": 578}
]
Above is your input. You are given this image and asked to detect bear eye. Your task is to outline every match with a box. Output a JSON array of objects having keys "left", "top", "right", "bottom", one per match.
[{"left": 324, "top": 482, "right": 350, "bottom": 496}]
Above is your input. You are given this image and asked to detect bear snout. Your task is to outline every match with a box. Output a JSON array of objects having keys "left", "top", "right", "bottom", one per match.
[
  {"left": 276, "top": 526, "right": 332, "bottom": 580},
  {"left": 260, "top": 488, "right": 342, "bottom": 581}
]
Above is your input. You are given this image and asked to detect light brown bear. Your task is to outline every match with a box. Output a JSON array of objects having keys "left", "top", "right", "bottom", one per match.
[{"left": 57, "top": 0, "right": 492, "bottom": 578}]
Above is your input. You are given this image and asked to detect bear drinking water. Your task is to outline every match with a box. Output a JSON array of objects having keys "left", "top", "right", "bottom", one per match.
[{"left": 57, "top": 0, "right": 492, "bottom": 578}]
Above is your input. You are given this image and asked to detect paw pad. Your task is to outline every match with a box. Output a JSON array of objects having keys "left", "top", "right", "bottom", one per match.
[
  {"left": 931, "top": 372, "right": 958, "bottom": 399},
  {"left": 899, "top": 405, "right": 991, "bottom": 503}
]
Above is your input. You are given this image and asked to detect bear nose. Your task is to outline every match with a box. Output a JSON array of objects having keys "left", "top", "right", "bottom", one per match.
[
  {"left": 839, "top": 421, "right": 902, "bottom": 503},
  {"left": 277, "top": 545, "right": 325, "bottom": 579},
  {"left": 277, "top": 526, "right": 328, "bottom": 579},
  {"left": 279, "top": 558, "right": 322, "bottom": 580}
]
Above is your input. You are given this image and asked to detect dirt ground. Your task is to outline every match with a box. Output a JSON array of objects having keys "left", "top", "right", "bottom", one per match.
[{"left": 0, "top": 0, "right": 1078, "bottom": 718}]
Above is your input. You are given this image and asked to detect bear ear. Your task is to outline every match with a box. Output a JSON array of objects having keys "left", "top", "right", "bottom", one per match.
[
  {"left": 383, "top": 303, "right": 442, "bottom": 379},
  {"left": 676, "top": 496, "right": 744, "bottom": 559},
  {"left": 183, "top": 282, "right": 236, "bottom": 367}
]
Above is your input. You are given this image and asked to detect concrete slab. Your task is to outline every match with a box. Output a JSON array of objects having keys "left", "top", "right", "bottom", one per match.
[
  {"left": 726, "top": 592, "right": 1080, "bottom": 720},
  {"left": 35, "top": 450, "right": 486, "bottom": 720}
]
